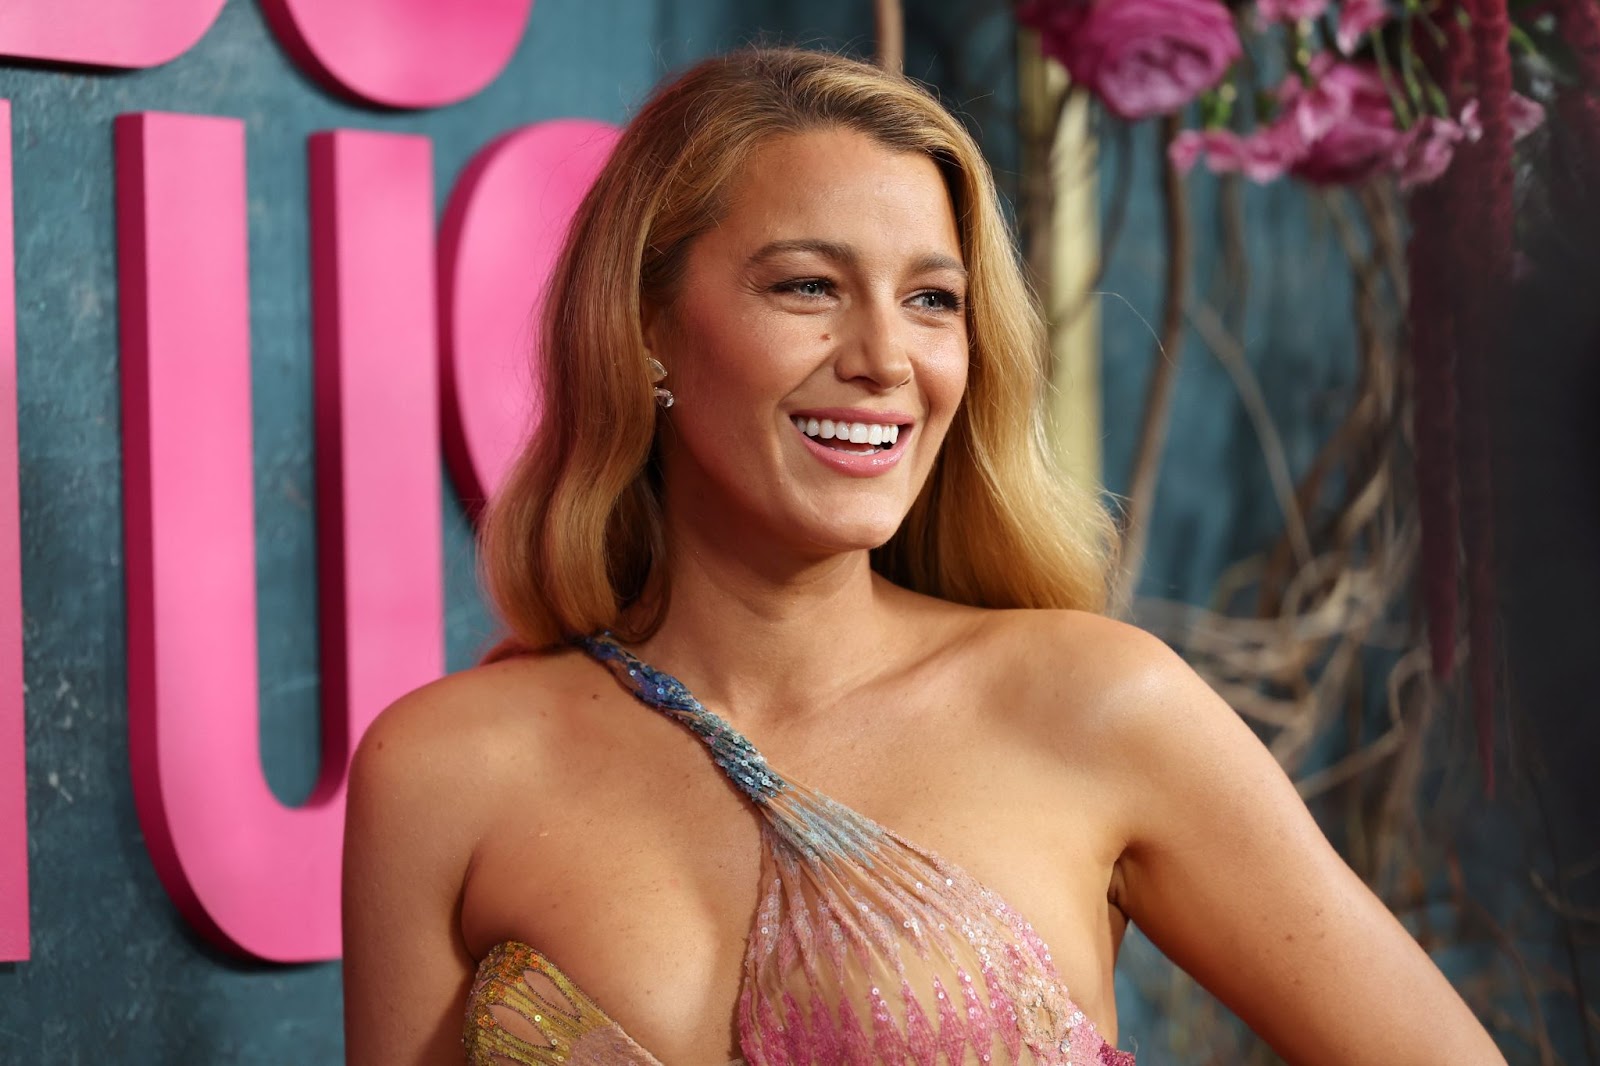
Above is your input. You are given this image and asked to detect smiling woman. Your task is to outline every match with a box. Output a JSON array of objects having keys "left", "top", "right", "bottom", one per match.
[
  {"left": 478, "top": 47, "right": 1115, "bottom": 646},
  {"left": 340, "top": 47, "right": 1506, "bottom": 1066}
]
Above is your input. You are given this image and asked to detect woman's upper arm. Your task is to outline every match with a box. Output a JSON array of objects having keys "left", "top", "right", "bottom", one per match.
[
  {"left": 342, "top": 685, "right": 482, "bottom": 1066},
  {"left": 1097, "top": 624, "right": 1504, "bottom": 1065}
]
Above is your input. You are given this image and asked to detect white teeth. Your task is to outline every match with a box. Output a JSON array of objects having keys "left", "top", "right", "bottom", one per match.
[{"left": 792, "top": 416, "right": 903, "bottom": 448}]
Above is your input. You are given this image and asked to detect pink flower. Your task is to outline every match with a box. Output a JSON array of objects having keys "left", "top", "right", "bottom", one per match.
[
  {"left": 1170, "top": 60, "right": 1543, "bottom": 189},
  {"left": 1169, "top": 125, "right": 1303, "bottom": 181},
  {"left": 1456, "top": 94, "right": 1544, "bottom": 142},
  {"left": 1508, "top": 94, "right": 1547, "bottom": 140},
  {"left": 1257, "top": 0, "right": 1331, "bottom": 22},
  {"left": 1019, "top": 0, "right": 1242, "bottom": 120},
  {"left": 1384, "top": 93, "right": 1543, "bottom": 188},
  {"left": 1335, "top": 0, "right": 1389, "bottom": 54},
  {"left": 1281, "top": 67, "right": 1356, "bottom": 142},
  {"left": 1168, "top": 128, "right": 1210, "bottom": 172},
  {"left": 1394, "top": 115, "right": 1469, "bottom": 187},
  {"left": 1283, "top": 60, "right": 1403, "bottom": 184}
]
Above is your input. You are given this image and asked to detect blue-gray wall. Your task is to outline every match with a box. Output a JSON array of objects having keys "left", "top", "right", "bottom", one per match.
[{"left": 0, "top": 3, "right": 1018, "bottom": 1061}]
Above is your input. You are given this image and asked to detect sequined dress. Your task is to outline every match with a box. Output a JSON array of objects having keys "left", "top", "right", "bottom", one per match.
[{"left": 463, "top": 635, "right": 1135, "bottom": 1066}]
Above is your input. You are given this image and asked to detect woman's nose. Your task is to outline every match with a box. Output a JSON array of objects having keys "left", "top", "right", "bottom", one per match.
[{"left": 833, "top": 298, "right": 913, "bottom": 391}]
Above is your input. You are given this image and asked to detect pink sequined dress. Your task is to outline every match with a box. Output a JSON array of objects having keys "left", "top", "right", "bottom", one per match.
[{"left": 463, "top": 634, "right": 1135, "bottom": 1066}]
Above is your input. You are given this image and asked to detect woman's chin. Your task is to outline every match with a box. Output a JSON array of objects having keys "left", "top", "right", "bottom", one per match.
[{"left": 786, "top": 514, "right": 909, "bottom": 558}]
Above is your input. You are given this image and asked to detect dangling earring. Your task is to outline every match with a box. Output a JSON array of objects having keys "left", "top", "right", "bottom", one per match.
[{"left": 647, "top": 356, "right": 674, "bottom": 409}]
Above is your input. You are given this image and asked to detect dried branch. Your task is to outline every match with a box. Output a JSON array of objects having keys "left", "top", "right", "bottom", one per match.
[
  {"left": 1113, "top": 114, "right": 1190, "bottom": 608},
  {"left": 874, "top": 0, "right": 904, "bottom": 74}
]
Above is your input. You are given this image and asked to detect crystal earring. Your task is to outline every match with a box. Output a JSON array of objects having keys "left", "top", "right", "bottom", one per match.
[{"left": 647, "top": 356, "right": 674, "bottom": 409}]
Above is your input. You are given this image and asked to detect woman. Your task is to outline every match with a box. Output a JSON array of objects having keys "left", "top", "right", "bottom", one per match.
[{"left": 342, "top": 47, "right": 1505, "bottom": 1065}]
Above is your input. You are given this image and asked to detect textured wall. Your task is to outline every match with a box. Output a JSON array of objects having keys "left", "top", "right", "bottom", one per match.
[
  {"left": 1096, "top": 128, "right": 1360, "bottom": 607},
  {"left": 0, "top": 2, "right": 1017, "bottom": 1061}
]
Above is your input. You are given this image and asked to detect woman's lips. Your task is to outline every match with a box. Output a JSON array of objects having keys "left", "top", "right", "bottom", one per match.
[{"left": 789, "top": 416, "right": 911, "bottom": 477}]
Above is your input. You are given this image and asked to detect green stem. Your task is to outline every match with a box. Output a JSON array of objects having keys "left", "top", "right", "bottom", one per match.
[
  {"left": 1398, "top": 14, "right": 1434, "bottom": 118},
  {"left": 1373, "top": 35, "right": 1417, "bottom": 129}
]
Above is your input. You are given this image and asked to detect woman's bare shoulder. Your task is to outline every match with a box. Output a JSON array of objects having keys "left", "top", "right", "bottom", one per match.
[
  {"left": 963, "top": 608, "right": 1203, "bottom": 764},
  {"left": 350, "top": 645, "right": 597, "bottom": 808},
  {"left": 976, "top": 608, "right": 1182, "bottom": 700}
]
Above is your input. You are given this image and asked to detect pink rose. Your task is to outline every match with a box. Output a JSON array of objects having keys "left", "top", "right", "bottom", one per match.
[
  {"left": 1335, "top": 0, "right": 1389, "bottom": 54},
  {"left": 1283, "top": 61, "right": 1402, "bottom": 184},
  {"left": 1019, "top": 0, "right": 1242, "bottom": 120}
]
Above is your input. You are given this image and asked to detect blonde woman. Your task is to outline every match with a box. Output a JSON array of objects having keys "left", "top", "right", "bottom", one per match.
[{"left": 341, "top": 47, "right": 1505, "bottom": 1066}]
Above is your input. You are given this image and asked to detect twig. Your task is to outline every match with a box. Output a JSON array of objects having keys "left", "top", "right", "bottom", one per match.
[
  {"left": 1184, "top": 301, "right": 1314, "bottom": 569},
  {"left": 874, "top": 0, "right": 904, "bottom": 74},
  {"left": 1114, "top": 114, "right": 1190, "bottom": 608}
]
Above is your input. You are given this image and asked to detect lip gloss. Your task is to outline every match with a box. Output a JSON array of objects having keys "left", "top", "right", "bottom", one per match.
[{"left": 790, "top": 419, "right": 912, "bottom": 477}]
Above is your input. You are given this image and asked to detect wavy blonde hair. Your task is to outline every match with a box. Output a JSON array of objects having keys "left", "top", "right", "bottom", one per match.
[{"left": 480, "top": 47, "right": 1116, "bottom": 652}]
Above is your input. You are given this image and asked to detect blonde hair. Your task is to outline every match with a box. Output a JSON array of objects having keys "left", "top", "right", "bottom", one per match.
[{"left": 480, "top": 47, "right": 1116, "bottom": 652}]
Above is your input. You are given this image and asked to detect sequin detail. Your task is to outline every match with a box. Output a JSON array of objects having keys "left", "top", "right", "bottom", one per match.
[
  {"left": 464, "top": 942, "right": 660, "bottom": 1065},
  {"left": 462, "top": 636, "right": 1135, "bottom": 1065}
]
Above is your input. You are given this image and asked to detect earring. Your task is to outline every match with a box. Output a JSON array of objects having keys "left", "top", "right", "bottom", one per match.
[{"left": 647, "top": 356, "right": 674, "bottom": 409}]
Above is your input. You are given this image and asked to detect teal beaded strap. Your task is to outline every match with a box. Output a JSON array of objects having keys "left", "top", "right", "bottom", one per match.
[{"left": 577, "top": 633, "right": 786, "bottom": 804}]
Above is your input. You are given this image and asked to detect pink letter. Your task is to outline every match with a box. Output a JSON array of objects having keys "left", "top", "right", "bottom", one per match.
[
  {"left": 0, "top": 101, "right": 26, "bottom": 963},
  {"left": 308, "top": 127, "right": 445, "bottom": 841},
  {"left": 0, "top": 0, "right": 223, "bottom": 69},
  {"left": 117, "top": 113, "right": 442, "bottom": 961},
  {"left": 439, "top": 120, "right": 618, "bottom": 506},
  {"left": 259, "top": 0, "right": 534, "bottom": 109}
]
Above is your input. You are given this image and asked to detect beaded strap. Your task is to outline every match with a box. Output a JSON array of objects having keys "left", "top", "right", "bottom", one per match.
[{"left": 578, "top": 634, "right": 785, "bottom": 803}]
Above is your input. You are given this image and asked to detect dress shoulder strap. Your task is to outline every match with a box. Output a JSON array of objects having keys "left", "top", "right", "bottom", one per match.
[
  {"left": 578, "top": 633, "right": 785, "bottom": 803},
  {"left": 577, "top": 633, "right": 889, "bottom": 863}
]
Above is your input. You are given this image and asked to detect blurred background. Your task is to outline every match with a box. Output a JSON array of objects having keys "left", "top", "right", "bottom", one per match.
[{"left": 1, "top": 0, "right": 1597, "bottom": 1061}]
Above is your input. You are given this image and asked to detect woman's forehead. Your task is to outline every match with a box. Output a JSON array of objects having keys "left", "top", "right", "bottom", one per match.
[{"left": 709, "top": 129, "right": 962, "bottom": 261}]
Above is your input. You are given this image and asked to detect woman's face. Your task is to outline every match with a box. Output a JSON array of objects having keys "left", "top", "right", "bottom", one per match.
[{"left": 648, "top": 126, "right": 969, "bottom": 560}]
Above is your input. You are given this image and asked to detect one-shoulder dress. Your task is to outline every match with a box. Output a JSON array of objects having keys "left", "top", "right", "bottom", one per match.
[{"left": 463, "top": 634, "right": 1136, "bottom": 1066}]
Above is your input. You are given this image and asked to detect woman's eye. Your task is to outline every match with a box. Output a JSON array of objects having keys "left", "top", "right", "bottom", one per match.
[
  {"left": 912, "top": 289, "right": 963, "bottom": 312},
  {"left": 777, "top": 278, "right": 833, "bottom": 299}
]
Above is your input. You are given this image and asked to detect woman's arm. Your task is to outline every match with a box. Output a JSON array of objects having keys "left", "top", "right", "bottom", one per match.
[
  {"left": 1087, "top": 619, "right": 1504, "bottom": 1064},
  {"left": 342, "top": 685, "right": 482, "bottom": 1065}
]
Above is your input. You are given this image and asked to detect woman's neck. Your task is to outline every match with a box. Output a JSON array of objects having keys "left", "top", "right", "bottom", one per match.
[{"left": 629, "top": 521, "right": 907, "bottom": 729}]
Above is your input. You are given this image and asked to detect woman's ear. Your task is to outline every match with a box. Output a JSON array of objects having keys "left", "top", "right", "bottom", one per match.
[{"left": 640, "top": 298, "right": 662, "bottom": 356}]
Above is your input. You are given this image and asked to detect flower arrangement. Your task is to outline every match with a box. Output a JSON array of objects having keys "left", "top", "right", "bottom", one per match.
[
  {"left": 1016, "top": 0, "right": 1572, "bottom": 189},
  {"left": 1017, "top": 0, "right": 1600, "bottom": 788}
]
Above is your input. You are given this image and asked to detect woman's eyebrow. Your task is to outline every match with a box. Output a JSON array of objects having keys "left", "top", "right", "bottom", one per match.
[
  {"left": 911, "top": 252, "right": 968, "bottom": 279},
  {"left": 747, "top": 238, "right": 856, "bottom": 267},
  {"left": 747, "top": 239, "right": 967, "bottom": 279}
]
